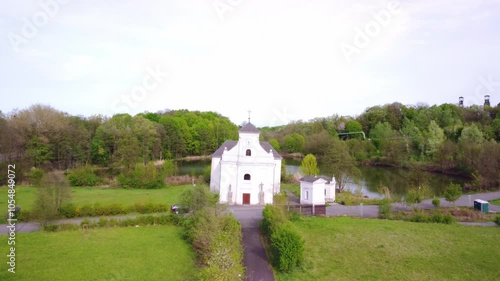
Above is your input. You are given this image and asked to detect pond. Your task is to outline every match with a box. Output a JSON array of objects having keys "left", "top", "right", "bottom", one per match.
[{"left": 176, "top": 159, "right": 471, "bottom": 198}]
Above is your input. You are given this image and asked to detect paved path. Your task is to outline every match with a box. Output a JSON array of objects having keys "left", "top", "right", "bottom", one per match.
[
  {"left": 0, "top": 213, "right": 162, "bottom": 235},
  {"left": 324, "top": 190, "right": 500, "bottom": 218},
  {"left": 229, "top": 206, "right": 275, "bottom": 281}
]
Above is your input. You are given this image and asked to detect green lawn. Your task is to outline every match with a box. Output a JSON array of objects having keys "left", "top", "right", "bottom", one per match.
[
  {"left": 0, "top": 185, "right": 189, "bottom": 210},
  {"left": 277, "top": 217, "right": 500, "bottom": 281},
  {"left": 0, "top": 225, "right": 198, "bottom": 281},
  {"left": 0, "top": 185, "right": 191, "bottom": 223},
  {"left": 489, "top": 198, "right": 500, "bottom": 206}
]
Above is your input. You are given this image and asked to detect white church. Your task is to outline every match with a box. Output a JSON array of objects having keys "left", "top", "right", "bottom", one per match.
[{"left": 210, "top": 122, "right": 282, "bottom": 205}]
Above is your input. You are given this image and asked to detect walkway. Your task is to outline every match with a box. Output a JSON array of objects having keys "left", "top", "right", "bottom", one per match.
[
  {"left": 229, "top": 206, "right": 275, "bottom": 281},
  {"left": 316, "top": 191, "right": 500, "bottom": 218}
]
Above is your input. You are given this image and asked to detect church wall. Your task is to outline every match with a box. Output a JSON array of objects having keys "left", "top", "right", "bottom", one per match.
[{"left": 209, "top": 157, "right": 221, "bottom": 193}]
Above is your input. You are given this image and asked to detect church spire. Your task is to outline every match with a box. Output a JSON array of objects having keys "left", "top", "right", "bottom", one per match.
[{"left": 248, "top": 110, "right": 251, "bottom": 123}]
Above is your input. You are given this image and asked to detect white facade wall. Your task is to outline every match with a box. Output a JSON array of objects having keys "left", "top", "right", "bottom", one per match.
[
  {"left": 210, "top": 124, "right": 281, "bottom": 205},
  {"left": 300, "top": 179, "right": 327, "bottom": 205}
]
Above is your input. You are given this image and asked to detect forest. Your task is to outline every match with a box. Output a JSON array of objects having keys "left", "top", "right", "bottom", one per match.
[{"left": 1, "top": 101, "right": 499, "bottom": 190}]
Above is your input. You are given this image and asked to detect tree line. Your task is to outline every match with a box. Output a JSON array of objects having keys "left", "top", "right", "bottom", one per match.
[
  {"left": 0, "top": 105, "right": 238, "bottom": 184},
  {"left": 1, "top": 102, "right": 499, "bottom": 190},
  {"left": 261, "top": 102, "right": 500, "bottom": 190}
]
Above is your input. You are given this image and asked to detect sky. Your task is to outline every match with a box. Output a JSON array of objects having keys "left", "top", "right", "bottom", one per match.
[{"left": 1, "top": 0, "right": 499, "bottom": 127}]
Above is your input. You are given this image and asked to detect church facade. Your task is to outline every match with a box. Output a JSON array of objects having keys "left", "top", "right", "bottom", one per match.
[{"left": 210, "top": 122, "right": 282, "bottom": 205}]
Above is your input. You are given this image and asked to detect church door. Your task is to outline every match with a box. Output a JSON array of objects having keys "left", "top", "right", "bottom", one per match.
[{"left": 242, "top": 193, "right": 251, "bottom": 205}]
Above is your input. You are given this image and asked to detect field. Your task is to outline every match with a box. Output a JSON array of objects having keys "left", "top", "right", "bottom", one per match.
[
  {"left": 0, "top": 185, "right": 191, "bottom": 222},
  {"left": 489, "top": 198, "right": 500, "bottom": 206},
  {"left": 277, "top": 217, "right": 500, "bottom": 281},
  {"left": 0, "top": 225, "right": 198, "bottom": 281}
]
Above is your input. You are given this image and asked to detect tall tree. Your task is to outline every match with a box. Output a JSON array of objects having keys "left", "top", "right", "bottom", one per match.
[
  {"left": 323, "top": 138, "right": 361, "bottom": 192},
  {"left": 300, "top": 154, "right": 320, "bottom": 176}
]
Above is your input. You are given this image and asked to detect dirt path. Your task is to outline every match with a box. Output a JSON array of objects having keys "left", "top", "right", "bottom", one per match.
[{"left": 229, "top": 206, "right": 275, "bottom": 281}]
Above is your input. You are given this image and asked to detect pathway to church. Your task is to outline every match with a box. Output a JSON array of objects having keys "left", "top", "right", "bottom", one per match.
[{"left": 229, "top": 205, "right": 276, "bottom": 281}]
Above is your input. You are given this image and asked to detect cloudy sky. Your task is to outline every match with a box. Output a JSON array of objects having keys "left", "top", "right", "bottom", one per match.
[{"left": 1, "top": 0, "right": 499, "bottom": 127}]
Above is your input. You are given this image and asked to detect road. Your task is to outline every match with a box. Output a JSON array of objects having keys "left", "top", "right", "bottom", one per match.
[{"left": 229, "top": 205, "right": 275, "bottom": 281}]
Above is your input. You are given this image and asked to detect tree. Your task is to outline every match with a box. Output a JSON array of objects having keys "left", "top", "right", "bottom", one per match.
[
  {"left": 369, "top": 122, "right": 392, "bottom": 151},
  {"left": 269, "top": 139, "right": 280, "bottom": 152},
  {"left": 283, "top": 133, "right": 305, "bottom": 153},
  {"left": 345, "top": 120, "right": 363, "bottom": 133},
  {"left": 300, "top": 154, "right": 319, "bottom": 176},
  {"left": 459, "top": 124, "right": 484, "bottom": 144},
  {"left": 323, "top": 138, "right": 361, "bottom": 192},
  {"left": 33, "top": 171, "right": 71, "bottom": 226},
  {"left": 179, "top": 185, "right": 218, "bottom": 214},
  {"left": 444, "top": 183, "right": 462, "bottom": 206},
  {"left": 426, "top": 120, "right": 445, "bottom": 157}
]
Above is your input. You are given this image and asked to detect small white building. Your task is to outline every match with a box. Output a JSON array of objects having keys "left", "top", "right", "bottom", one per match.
[
  {"left": 299, "top": 176, "right": 336, "bottom": 205},
  {"left": 210, "top": 122, "right": 282, "bottom": 205}
]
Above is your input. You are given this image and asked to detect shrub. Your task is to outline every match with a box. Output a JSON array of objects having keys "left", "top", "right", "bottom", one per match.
[
  {"left": 261, "top": 205, "right": 288, "bottom": 237},
  {"left": 118, "top": 162, "right": 164, "bottom": 189},
  {"left": 432, "top": 199, "right": 441, "bottom": 207},
  {"left": 444, "top": 183, "right": 462, "bottom": 205},
  {"left": 269, "top": 223, "right": 305, "bottom": 272},
  {"left": 67, "top": 165, "right": 103, "bottom": 186},
  {"left": 43, "top": 224, "right": 58, "bottom": 232},
  {"left": 60, "top": 203, "right": 76, "bottom": 218},
  {"left": 378, "top": 198, "right": 392, "bottom": 219},
  {"left": 261, "top": 205, "right": 304, "bottom": 272},
  {"left": 29, "top": 168, "right": 45, "bottom": 186},
  {"left": 494, "top": 215, "right": 500, "bottom": 226},
  {"left": 77, "top": 204, "right": 95, "bottom": 217}
]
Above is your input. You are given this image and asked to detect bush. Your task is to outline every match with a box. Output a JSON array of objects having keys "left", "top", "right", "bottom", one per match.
[
  {"left": 269, "top": 223, "right": 305, "bottom": 272},
  {"left": 29, "top": 168, "right": 45, "bottom": 186},
  {"left": 118, "top": 162, "right": 164, "bottom": 189},
  {"left": 60, "top": 203, "right": 76, "bottom": 218},
  {"left": 67, "top": 165, "right": 103, "bottom": 186},
  {"left": 183, "top": 207, "right": 244, "bottom": 280},
  {"left": 378, "top": 198, "right": 392, "bottom": 219},
  {"left": 432, "top": 199, "right": 441, "bottom": 207},
  {"left": 261, "top": 205, "right": 288, "bottom": 237},
  {"left": 261, "top": 205, "right": 304, "bottom": 272},
  {"left": 494, "top": 215, "right": 500, "bottom": 226},
  {"left": 444, "top": 183, "right": 462, "bottom": 205},
  {"left": 407, "top": 212, "right": 454, "bottom": 224}
]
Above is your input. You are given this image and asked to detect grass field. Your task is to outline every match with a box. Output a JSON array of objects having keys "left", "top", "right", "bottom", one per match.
[
  {"left": 0, "top": 185, "right": 191, "bottom": 222},
  {"left": 490, "top": 198, "right": 500, "bottom": 206},
  {"left": 277, "top": 217, "right": 500, "bottom": 281},
  {"left": 0, "top": 225, "right": 198, "bottom": 281}
]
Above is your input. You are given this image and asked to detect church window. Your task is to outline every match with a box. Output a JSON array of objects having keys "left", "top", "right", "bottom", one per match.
[
  {"left": 246, "top": 149, "right": 251, "bottom": 156},
  {"left": 244, "top": 174, "right": 251, "bottom": 180}
]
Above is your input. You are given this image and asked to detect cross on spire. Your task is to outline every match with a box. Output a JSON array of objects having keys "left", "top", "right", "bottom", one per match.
[{"left": 248, "top": 110, "right": 251, "bottom": 123}]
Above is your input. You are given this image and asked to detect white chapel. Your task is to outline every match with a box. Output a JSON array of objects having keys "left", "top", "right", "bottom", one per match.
[{"left": 210, "top": 122, "right": 282, "bottom": 205}]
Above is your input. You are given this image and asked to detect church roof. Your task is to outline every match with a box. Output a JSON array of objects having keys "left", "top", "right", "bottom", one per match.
[
  {"left": 260, "top": 141, "right": 282, "bottom": 160},
  {"left": 211, "top": 141, "right": 238, "bottom": 157},
  {"left": 300, "top": 176, "right": 333, "bottom": 184},
  {"left": 211, "top": 140, "right": 282, "bottom": 160},
  {"left": 239, "top": 122, "right": 260, "bottom": 134}
]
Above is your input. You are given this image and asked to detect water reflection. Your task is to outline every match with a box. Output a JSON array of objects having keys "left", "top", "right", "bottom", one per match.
[{"left": 177, "top": 159, "right": 471, "bottom": 198}]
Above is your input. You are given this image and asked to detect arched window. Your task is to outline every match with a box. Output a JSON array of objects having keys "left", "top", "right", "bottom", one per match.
[
  {"left": 244, "top": 174, "right": 251, "bottom": 180},
  {"left": 246, "top": 149, "right": 251, "bottom": 156}
]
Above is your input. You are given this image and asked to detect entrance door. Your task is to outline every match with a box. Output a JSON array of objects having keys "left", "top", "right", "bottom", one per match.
[{"left": 242, "top": 193, "right": 251, "bottom": 205}]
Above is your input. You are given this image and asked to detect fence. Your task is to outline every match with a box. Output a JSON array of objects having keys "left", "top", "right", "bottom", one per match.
[{"left": 285, "top": 204, "right": 326, "bottom": 216}]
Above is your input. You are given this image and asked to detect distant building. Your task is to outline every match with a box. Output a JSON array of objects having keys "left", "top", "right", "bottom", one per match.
[
  {"left": 299, "top": 176, "right": 336, "bottom": 205},
  {"left": 484, "top": 95, "right": 491, "bottom": 107},
  {"left": 210, "top": 122, "right": 282, "bottom": 205}
]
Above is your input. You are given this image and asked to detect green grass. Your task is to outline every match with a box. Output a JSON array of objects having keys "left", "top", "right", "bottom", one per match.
[
  {"left": 282, "top": 183, "right": 300, "bottom": 197},
  {"left": 489, "top": 198, "right": 500, "bottom": 206},
  {"left": 0, "top": 225, "right": 198, "bottom": 281},
  {"left": 277, "top": 217, "right": 500, "bottom": 281},
  {"left": 0, "top": 185, "right": 191, "bottom": 223}
]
